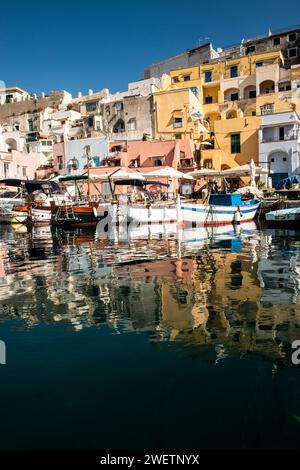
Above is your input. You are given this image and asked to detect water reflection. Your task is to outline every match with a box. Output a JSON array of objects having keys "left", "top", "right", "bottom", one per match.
[{"left": 1, "top": 223, "right": 300, "bottom": 366}]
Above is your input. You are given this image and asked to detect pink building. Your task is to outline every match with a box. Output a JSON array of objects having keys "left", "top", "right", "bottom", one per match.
[
  {"left": 89, "top": 139, "right": 197, "bottom": 196},
  {"left": 0, "top": 150, "right": 38, "bottom": 180}
]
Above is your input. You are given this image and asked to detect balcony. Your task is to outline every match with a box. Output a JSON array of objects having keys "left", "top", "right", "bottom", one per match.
[
  {"left": 179, "top": 158, "right": 196, "bottom": 170},
  {"left": 261, "top": 111, "right": 299, "bottom": 126},
  {"left": 261, "top": 136, "right": 297, "bottom": 143}
]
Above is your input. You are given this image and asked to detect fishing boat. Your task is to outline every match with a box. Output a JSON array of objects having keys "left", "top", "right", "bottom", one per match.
[
  {"left": 0, "top": 204, "right": 28, "bottom": 224},
  {"left": 181, "top": 193, "right": 260, "bottom": 226},
  {"left": 0, "top": 178, "right": 63, "bottom": 225},
  {"left": 50, "top": 175, "right": 110, "bottom": 228},
  {"left": 265, "top": 207, "right": 300, "bottom": 227}
]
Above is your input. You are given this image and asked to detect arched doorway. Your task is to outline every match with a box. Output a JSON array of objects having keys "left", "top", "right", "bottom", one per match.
[
  {"left": 268, "top": 151, "right": 289, "bottom": 187},
  {"left": 243, "top": 85, "right": 256, "bottom": 99},
  {"left": 226, "top": 110, "right": 238, "bottom": 119},
  {"left": 5, "top": 138, "right": 17, "bottom": 152},
  {"left": 259, "top": 80, "right": 275, "bottom": 95},
  {"left": 224, "top": 88, "right": 239, "bottom": 102},
  {"left": 113, "top": 119, "right": 125, "bottom": 133}
]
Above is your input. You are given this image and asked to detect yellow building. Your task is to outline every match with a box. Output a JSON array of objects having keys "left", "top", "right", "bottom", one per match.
[
  {"left": 153, "top": 87, "right": 208, "bottom": 141},
  {"left": 154, "top": 47, "right": 300, "bottom": 177}
]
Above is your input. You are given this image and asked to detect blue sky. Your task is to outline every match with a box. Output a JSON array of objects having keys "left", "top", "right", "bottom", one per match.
[{"left": 1, "top": 0, "right": 300, "bottom": 96}]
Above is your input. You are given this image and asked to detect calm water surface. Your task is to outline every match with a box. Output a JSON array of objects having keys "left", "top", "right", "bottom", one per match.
[{"left": 0, "top": 222, "right": 300, "bottom": 449}]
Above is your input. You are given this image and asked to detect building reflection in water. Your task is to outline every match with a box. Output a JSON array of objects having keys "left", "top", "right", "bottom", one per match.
[{"left": 0, "top": 223, "right": 300, "bottom": 364}]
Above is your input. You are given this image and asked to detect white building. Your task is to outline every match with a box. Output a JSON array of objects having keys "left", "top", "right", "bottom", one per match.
[
  {"left": 258, "top": 110, "right": 300, "bottom": 186},
  {"left": 0, "top": 87, "right": 29, "bottom": 105}
]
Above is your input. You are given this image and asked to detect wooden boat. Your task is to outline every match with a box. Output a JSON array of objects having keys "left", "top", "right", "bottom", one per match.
[
  {"left": 51, "top": 201, "right": 107, "bottom": 228},
  {"left": 0, "top": 204, "right": 28, "bottom": 224},
  {"left": 265, "top": 207, "right": 300, "bottom": 227},
  {"left": 181, "top": 193, "right": 260, "bottom": 226}
]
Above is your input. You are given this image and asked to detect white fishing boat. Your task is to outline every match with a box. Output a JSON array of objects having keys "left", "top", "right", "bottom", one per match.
[
  {"left": 0, "top": 204, "right": 28, "bottom": 224},
  {"left": 265, "top": 207, "right": 300, "bottom": 227},
  {"left": 181, "top": 193, "right": 260, "bottom": 226}
]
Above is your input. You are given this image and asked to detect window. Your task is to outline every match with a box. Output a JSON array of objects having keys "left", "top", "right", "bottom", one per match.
[
  {"left": 247, "top": 45, "right": 256, "bottom": 53},
  {"left": 28, "top": 119, "right": 33, "bottom": 132},
  {"left": 183, "top": 75, "right": 191, "bottom": 82},
  {"left": 297, "top": 82, "right": 300, "bottom": 88},
  {"left": 249, "top": 90, "right": 256, "bottom": 99},
  {"left": 273, "top": 37, "right": 281, "bottom": 46},
  {"left": 279, "top": 127, "right": 285, "bottom": 141},
  {"left": 57, "top": 156, "right": 63, "bottom": 170},
  {"left": 128, "top": 118, "right": 137, "bottom": 131},
  {"left": 256, "top": 62, "right": 263, "bottom": 67},
  {"left": 252, "top": 111, "right": 256, "bottom": 116},
  {"left": 154, "top": 159, "right": 162, "bottom": 166},
  {"left": 289, "top": 48, "right": 297, "bottom": 58},
  {"left": 5, "top": 94, "right": 13, "bottom": 103},
  {"left": 115, "top": 102, "right": 123, "bottom": 111},
  {"left": 289, "top": 33, "right": 297, "bottom": 42},
  {"left": 22, "top": 167, "right": 27, "bottom": 178},
  {"left": 86, "top": 102, "right": 97, "bottom": 112},
  {"left": 230, "top": 65, "right": 238, "bottom": 78},
  {"left": 3, "top": 163, "right": 10, "bottom": 178},
  {"left": 230, "top": 92, "right": 239, "bottom": 101},
  {"left": 204, "top": 96, "right": 213, "bottom": 104},
  {"left": 172, "top": 76, "right": 179, "bottom": 83},
  {"left": 283, "top": 157, "right": 287, "bottom": 162},
  {"left": 261, "top": 103, "right": 274, "bottom": 115},
  {"left": 174, "top": 117, "right": 183, "bottom": 128},
  {"left": 15, "top": 124, "right": 20, "bottom": 131},
  {"left": 205, "top": 71, "right": 212, "bottom": 83},
  {"left": 175, "top": 134, "right": 182, "bottom": 140},
  {"left": 203, "top": 159, "right": 213, "bottom": 169},
  {"left": 88, "top": 116, "right": 94, "bottom": 127},
  {"left": 231, "top": 134, "right": 241, "bottom": 153}
]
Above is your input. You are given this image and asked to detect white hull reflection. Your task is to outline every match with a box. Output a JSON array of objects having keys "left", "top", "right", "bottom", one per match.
[{"left": 96, "top": 220, "right": 258, "bottom": 243}]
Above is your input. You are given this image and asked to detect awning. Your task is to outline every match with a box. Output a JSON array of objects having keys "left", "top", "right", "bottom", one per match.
[
  {"left": 114, "top": 180, "right": 169, "bottom": 187},
  {"left": 0, "top": 178, "right": 60, "bottom": 193}
]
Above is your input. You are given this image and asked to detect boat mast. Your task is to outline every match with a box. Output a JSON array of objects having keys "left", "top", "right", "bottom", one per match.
[{"left": 85, "top": 145, "right": 91, "bottom": 198}]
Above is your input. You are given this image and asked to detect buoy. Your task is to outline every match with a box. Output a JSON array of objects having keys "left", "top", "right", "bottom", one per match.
[{"left": 234, "top": 210, "right": 241, "bottom": 225}]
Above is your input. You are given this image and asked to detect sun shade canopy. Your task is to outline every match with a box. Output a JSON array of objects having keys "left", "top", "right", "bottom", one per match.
[
  {"left": 114, "top": 180, "right": 170, "bottom": 187},
  {"left": 0, "top": 179, "right": 61, "bottom": 194}
]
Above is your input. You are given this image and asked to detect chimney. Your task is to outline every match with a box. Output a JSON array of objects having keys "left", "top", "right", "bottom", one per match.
[
  {"left": 88, "top": 89, "right": 93, "bottom": 96},
  {"left": 78, "top": 91, "right": 82, "bottom": 98},
  {"left": 41, "top": 92, "right": 45, "bottom": 98}
]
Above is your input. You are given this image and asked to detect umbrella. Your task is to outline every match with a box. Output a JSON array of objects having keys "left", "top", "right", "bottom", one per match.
[
  {"left": 189, "top": 168, "right": 223, "bottom": 178},
  {"left": 200, "top": 141, "right": 213, "bottom": 147},
  {"left": 221, "top": 164, "right": 269, "bottom": 177},
  {"left": 109, "top": 169, "right": 145, "bottom": 180},
  {"left": 144, "top": 166, "right": 194, "bottom": 180},
  {"left": 89, "top": 169, "right": 145, "bottom": 181}
]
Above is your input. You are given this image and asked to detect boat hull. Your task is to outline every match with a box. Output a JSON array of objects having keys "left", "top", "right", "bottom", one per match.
[
  {"left": 0, "top": 208, "right": 28, "bottom": 224},
  {"left": 109, "top": 203, "right": 178, "bottom": 225},
  {"left": 265, "top": 207, "right": 300, "bottom": 227},
  {"left": 51, "top": 204, "right": 106, "bottom": 228},
  {"left": 181, "top": 201, "right": 260, "bottom": 226}
]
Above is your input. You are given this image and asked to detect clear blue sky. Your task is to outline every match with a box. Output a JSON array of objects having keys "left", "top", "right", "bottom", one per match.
[{"left": 1, "top": 0, "right": 300, "bottom": 96}]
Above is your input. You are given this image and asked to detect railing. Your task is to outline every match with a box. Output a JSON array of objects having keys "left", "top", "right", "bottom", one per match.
[{"left": 261, "top": 136, "right": 298, "bottom": 143}]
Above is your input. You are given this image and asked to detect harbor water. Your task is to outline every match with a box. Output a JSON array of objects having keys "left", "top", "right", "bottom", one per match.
[{"left": 0, "top": 222, "right": 300, "bottom": 449}]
